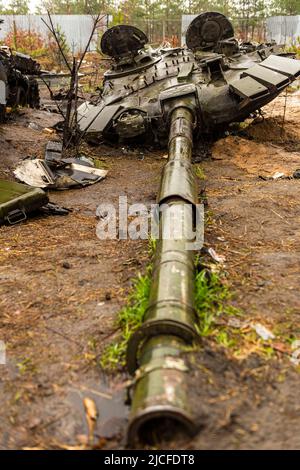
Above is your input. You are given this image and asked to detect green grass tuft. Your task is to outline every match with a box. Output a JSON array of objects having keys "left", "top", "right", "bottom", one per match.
[
  {"left": 194, "top": 269, "right": 231, "bottom": 336},
  {"left": 100, "top": 266, "right": 152, "bottom": 370},
  {"left": 194, "top": 165, "right": 206, "bottom": 180},
  {"left": 148, "top": 236, "right": 157, "bottom": 256},
  {"left": 101, "top": 243, "right": 241, "bottom": 369}
]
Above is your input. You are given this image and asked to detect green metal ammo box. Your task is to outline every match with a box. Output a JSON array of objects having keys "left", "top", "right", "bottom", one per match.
[{"left": 0, "top": 180, "right": 48, "bottom": 225}]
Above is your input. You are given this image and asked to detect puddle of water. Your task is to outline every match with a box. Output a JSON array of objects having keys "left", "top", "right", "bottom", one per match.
[{"left": 67, "top": 378, "right": 129, "bottom": 441}]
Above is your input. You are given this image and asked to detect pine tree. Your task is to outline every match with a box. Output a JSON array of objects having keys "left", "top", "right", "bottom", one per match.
[{"left": 5, "top": 0, "right": 30, "bottom": 14}]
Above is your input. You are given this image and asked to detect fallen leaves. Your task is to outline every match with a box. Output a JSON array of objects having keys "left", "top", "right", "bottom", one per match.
[{"left": 83, "top": 397, "right": 98, "bottom": 446}]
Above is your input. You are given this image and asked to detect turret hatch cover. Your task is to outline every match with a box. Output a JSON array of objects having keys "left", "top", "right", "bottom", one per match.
[
  {"left": 186, "top": 12, "right": 234, "bottom": 51},
  {"left": 101, "top": 25, "right": 148, "bottom": 59}
]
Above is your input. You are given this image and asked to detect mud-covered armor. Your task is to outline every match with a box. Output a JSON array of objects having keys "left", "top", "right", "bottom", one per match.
[
  {"left": 0, "top": 45, "right": 41, "bottom": 121},
  {"left": 77, "top": 12, "right": 300, "bottom": 147}
]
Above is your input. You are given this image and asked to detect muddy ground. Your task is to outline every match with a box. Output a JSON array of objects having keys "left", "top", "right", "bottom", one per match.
[{"left": 0, "top": 88, "right": 300, "bottom": 450}]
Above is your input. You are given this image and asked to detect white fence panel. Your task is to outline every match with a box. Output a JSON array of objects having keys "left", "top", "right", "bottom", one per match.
[
  {"left": 266, "top": 16, "right": 300, "bottom": 45},
  {"left": 0, "top": 14, "right": 108, "bottom": 53}
]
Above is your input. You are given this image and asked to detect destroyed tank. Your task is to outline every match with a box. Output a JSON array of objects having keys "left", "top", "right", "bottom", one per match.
[
  {"left": 77, "top": 11, "right": 300, "bottom": 146},
  {"left": 77, "top": 13, "right": 300, "bottom": 446},
  {"left": 0, "top": 22, "right": 41, "bottom": 122}
]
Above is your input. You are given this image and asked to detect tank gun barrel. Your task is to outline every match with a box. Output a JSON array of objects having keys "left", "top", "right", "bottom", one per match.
[{"left": 127, "top": 105, "right": 200, "bottom": 445}]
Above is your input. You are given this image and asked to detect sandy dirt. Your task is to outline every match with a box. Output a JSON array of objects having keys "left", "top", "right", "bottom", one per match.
[{"left": 0, "top": 88, "right": 300, "bottom": 449}]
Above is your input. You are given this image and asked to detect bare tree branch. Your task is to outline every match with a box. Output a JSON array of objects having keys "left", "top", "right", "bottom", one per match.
[
  {"left": 63, "top": 57, "right": 77, "bottom": 148},
  {"left": 42, "top": 12, "right": 107, "bottom": 153},
  {"left": 41, "top": 12, "right": 72, "bottom": 73},
  {"left": 77, "top": 14, "right": 105, "bottom": 70},
  {"left": 39, "top": 75, "right": 66, "bottom": 119}
]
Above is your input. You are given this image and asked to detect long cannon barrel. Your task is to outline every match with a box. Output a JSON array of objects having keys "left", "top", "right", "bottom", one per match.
[{"left": 127, "top": 105, "right": 200, "bottom": 445}]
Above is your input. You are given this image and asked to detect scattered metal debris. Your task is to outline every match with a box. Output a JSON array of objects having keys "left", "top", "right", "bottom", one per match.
[
  {"left": 40, "top": 103, "right": 61, "bottom": 114},
  {"left": 260, "top": 169, "right": 300, "bottom": 181},
  {"left": 40, "top": 202, "right": 71, "bottom": 216},
  {"left": 289, "top": 340, "right": 300, "bottom": 366},
  {"left": 290, "top": 351, "right": 300, "bottom": 366},
  {"left": 251, "top": 323, "right": 275, "bottom": 341},
  {"left": 14, "top": 141, "right": 108, "bottom": 190},
  {"left": 270, "top": 172, "right": 287, "bottom": 180},
  {"left": 13, "top": 158, "right": 56, "bottom": 188},
  {"left": 0, "top": 21, "right": 41, "bottom": 121},
  {"left": 293, "top": 169, "right": 300, "bottom": 179},
  {"left": 227, "top": 317, "right": 248, "bottom": 329},
  {"left": 207, "top": 247, "right": 226, "bottom": 264},
  {"left": 28, "top": 121, "right": 43, "bottom": 131}
]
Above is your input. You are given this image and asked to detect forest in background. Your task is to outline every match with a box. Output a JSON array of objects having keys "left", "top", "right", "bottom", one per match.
[
  {"left": 0, "top": 0, "right": 299, "bottom": 63},
  {"left": 0, "top": 1, "right": 299, "bottom": 22}
]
